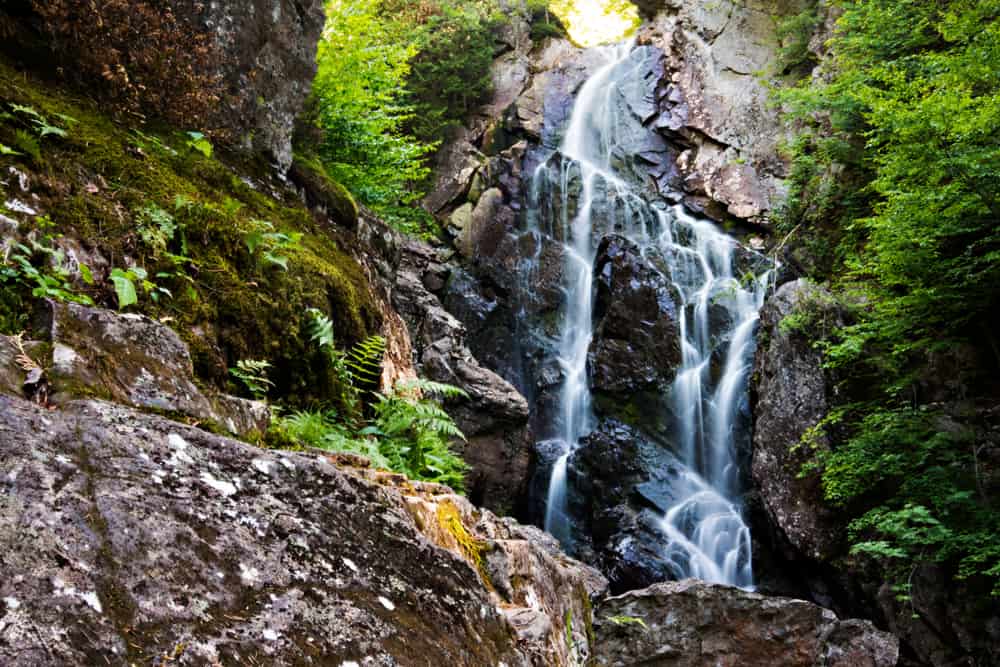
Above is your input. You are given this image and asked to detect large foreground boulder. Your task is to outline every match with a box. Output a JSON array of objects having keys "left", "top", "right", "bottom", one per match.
[
  {"left": 0, "top": 395, "right": 605, "bottom": 666},
  {"left": 594, "top": 579, "right": 899, "bottom": 667}
]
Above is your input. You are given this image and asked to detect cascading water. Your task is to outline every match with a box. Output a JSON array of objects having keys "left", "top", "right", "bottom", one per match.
[{"left": 528, "top": 42, "right": 771, "bottom": 589}]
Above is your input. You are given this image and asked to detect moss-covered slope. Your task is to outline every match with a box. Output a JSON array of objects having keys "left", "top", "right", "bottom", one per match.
[{"left": 0, "top": 57, "right": 376, "bottom": 405}]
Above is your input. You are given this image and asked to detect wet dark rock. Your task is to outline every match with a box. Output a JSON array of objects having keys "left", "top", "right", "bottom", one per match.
[
  {"left": 594, "top": 579, "right": 899, "bottom": 667},
  {"left": 589, "top": 235, "right": 681, "bottom": 396},
  {"left": 0, "top": 394, "right": 606, "bottom": 666},
  {"left": 751, "top": 279, "right": 844, "bottom": 562},
  {"left": 567, "top": 419, "right": 688, "bottom": 592}
]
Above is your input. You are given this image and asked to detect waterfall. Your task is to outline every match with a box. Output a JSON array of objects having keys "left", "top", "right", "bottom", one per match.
[{"left": 529, "top": 42, "right": 770, "bottom": 589}]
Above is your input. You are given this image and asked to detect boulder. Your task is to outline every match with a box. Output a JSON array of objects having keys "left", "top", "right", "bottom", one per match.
[
  {"left": 0, "top": 394, "right": 607, "bottom": 666},
  {"left": 593, "top": 579, "right": 899, "bottom": 667},
  {"left": 590, "top": 235, "right": 681, "bottom": 396},
  {"left": 202, "top": 0, "right": 326, "bottom": 170},
  {"left": 20, "top": 300, "right": 270, "bottom": 437},
  {"left": 751, "top": 279, "right": 843, "bottom": 562}
]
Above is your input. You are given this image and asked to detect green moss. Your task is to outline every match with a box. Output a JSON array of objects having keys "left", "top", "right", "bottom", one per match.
[
  {"left": 289, "top": 153, "right": 359, "bottom": 228},
  {"left": 0, "top": 56, "right": 379, "bottom": 408}
]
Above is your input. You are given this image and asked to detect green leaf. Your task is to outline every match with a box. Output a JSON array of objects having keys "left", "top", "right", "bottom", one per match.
[
  {"left": 186, "top": 131, "right": 213, "bottom": 158},
  {"left": 110, "top": 269, "right": 138, "bottom": 309},
  {"left": 78, "top": 262, "right": 94, "bottom": 285},
  {"left": 263, "top": 253, "right": 289, "bottom": 271}
]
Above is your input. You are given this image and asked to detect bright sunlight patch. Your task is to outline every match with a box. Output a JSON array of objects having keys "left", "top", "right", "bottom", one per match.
[{"left": 551, "top": 0, "right": 641, "bottom": 47}]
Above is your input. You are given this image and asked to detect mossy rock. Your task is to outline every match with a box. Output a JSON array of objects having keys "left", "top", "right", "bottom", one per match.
[
  {"left": 288, "top": 154, "right": 359, "bottom": 229},
  {"left": 0, "top": 56, "right": 379, "bottom": 407}
]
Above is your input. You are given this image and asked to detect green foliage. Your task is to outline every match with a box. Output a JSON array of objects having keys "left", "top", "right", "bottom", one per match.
[
  {"left": 280, "top": 408, "right": 392, "bottom": 467},
  {"left": 276, "top": 379, "right": 470, "bottom": 490},
  {"left": 229, "top": 359, "right": 275, "bottom": 400},
  {"left": 2, "top": 239, "right": 94, "bottom": 306},
  {"left": 775, "top": 4, "right": 822, "bottom": 74},
  {"left": 0, "top": 102, "right": 72, "bottom": 162},
  {"left": 244, "top": 220, "right": 302, "bottom": 272},
  {"left": 109, "top": 266, "right": 171, "bottom": 309},
  {"left": 0, "top": 56, "right": 379, "bottom": 409},
  {"left": 606, "top": 615, "right": 648, "bottom": 630},
  {"left": 137, "top": 204, "right": 178, "bottom": 256},
  {"left": 346, "top": 334, "right": 387, "bottom": 389},
  {"left": 368, "top": 378, "right": 469, "bottom": 490},
  {"left": 185, "top": 131, "right": 213, "bottom": 158},
  {"left": 775, "top": 0, "right": 1000, "bottom": 594},
  {"left": 389, "top": 0, "right": 500, "bottom": 147},
  {"left": 309, "top": 0, "right": 505, "bottom": 234},
  {"left": 777, "top": 284, "right": 840, "bottom": 338},
  {"left": 285, "top": 307, "right": 467, "bottom": 487},
  {"left": 310, "top": 0, "right": 434, "bottom": 230}
]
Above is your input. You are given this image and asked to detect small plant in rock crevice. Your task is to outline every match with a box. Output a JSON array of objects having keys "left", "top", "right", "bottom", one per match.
[
  {"left": 274, "top": 308, "right": 470, "bottom": 491},
  {"left": 229, "top": 359, "right": 275, "bottom": 400}
]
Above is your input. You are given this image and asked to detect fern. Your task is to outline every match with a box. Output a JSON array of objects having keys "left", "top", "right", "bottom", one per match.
[
  {"left": 306, "top": 308, "right": 335, "bottom": 349},
  {"left": 229, "top": 359, "right": 274, "bottom": 399},
  {"left": 346, "top": 335, "right": 386, "bottom": 388}
]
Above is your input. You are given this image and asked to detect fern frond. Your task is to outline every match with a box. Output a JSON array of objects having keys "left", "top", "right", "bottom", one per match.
[
  {"left": 395, "top": 378, "right": 468, "bottom": 400},
  {"left": 306, "top": 308, "right": 335, "bottom": 349},
  {"left": 346, "top": 335, "right": 385, "bottom": 386}
]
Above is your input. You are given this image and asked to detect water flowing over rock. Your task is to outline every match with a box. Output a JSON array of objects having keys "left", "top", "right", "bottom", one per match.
[
  {"left": 594, "top": 579, "right": 899, "bottom": 667},
  {"left": 521, "top": 42, "right": 771, "bottom": 592}
]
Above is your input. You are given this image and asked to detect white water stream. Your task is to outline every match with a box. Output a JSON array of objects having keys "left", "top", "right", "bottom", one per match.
[{"left": 530, "top": 43, "right": 769, "bottom": 589}]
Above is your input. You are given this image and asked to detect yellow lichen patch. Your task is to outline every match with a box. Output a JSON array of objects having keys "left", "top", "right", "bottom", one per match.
[{"left": 436, "top": 500, "right": 492, "bottom": 589}]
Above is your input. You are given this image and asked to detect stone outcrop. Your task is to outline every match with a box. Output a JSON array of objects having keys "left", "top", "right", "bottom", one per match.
[
  {"left": 0, "top": 394, "right": 605, "bottom": 666},
  {"left": 636, "top": 0, "right": 811, "bottom": 224},
  {"left": 198, "top": 0, "right": 326, "bottom": 170},
  {"left": 2, "top": 300, "right": 268, "bottom": 437},
  {"left": 594, "top": 579, "right": 899, "bottom": 667},
  {"left": 751, "top": 279, "right": 843, "bottom": 563},
  {"left": 391, "top": 239, "right": 532, "bottom": 514},
  {"left": 590, "top": 235, "right": 681, "bottom": 396},
  {"left": 752, "top": 279, "right": 1000, "bottom": 665}
]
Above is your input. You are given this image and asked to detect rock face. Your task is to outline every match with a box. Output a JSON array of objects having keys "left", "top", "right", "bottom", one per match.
[
  {"left": 4, "top": 300, "right": 269, "bottom": 437},
  {"left": 391, "top": 239, "right": 532, "bottom": 514},
  {"left": 636, "top": 0, "right": 810, "bottom": 223},
  {"left": 0, "top": 394, "right": 606, "bottom": 666},
  {"left": 751, "top": 279, "right": 843, "bottom": 563},
  {"left": 567, "top": 420, "right": 690, "bottom": 593},
  {"left": 199, "top": 0, "right": 326, "bottom": 170},
  {"left": 590, "top": 235, "right": 681, "bottom": 396},
  {"left": 594, "top": 579, "right": 899, "bottom": 667},
  {"left": 752, "top": 280, "right": 1000, "bottom": 666}
]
